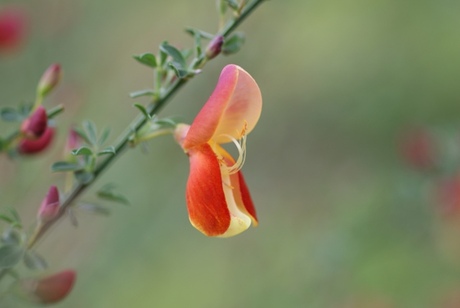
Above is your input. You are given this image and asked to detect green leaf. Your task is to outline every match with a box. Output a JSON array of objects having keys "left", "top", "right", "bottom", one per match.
[
  {"left": 83, "top": 120, "right": 98, "bottom": 146},
  {"left": 71, "top": 146, "right": 93, "bottom": 156},
  {"left": 0, "top": 244, "right": 24, "bottom": 269},
  {"left": 7, "top": 209, "right": 21, "bottom": 226},
  {"left": 222, "top": 32, "right": 245, "bottom": 55},
  {"left": 51, "top": 161, "right": 83, "bottom": 172},
  {"left": 1, "top": 229, "right": 22, "bottom": 245},
  {"left": 225, "top": 0, "right": 240, "bottom": 11},
  {"left": 78, "top": 203, "right": 111, "bottom": 216},
  {"left": 0, "top": 214, "right": 14, "bottom": 225},
  {"left": 185, "top": 28, "right": 214, "bottom": 40},
  {"left": 155, "top": 118, "right": 177, "bottom": 127},
  {"left": 97, "top": 185, "right": 130, "bottom": 206},
  {"left": 0, "top": 107, "right": 22, "bottom": 122},
  {"left": 134, "top": 103, "right": 151, "bottom": 120},
  {"left": 46, "top": 104, "right": 65, "bottom": 119},
  {"left": 97, "top": 146, "right": 116, "bottom": 156},
  {"left": 73, "top": 127, "right": 91, "bottom": 144},
  {"left": 74, "top": 171, "right": 94, "bottom": 184},
  {"left": 168, "top": 63, "right": 189, "bottom": 79},
  {"left": 133, "top": 53, "right": 157, "bottom": 68},
  {"left": 23, "top": 250, "right": 48, "bottom": 270},
  {"left": 129, "top": 89, "right": 155, "bottom": 98},
  {"left": 98, "top": 128, "right": 111, "bottom": 146},
  {"left": 160, "top": 42, "right": 186, "bottom": 67}
]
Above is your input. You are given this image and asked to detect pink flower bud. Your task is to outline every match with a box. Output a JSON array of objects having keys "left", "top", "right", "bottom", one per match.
[
  {"left": 63, "top": 128, "right": 81, "bottom": 162},
  {"left": 37, "top": 186, "right": 60, "bottom": 223},
  {"left": 14, "top": 270, "right": 76, "bottom": 304},
  {"left": 37, "top": 63, "right": 62, "bottom": 98},
  {"left": 205, "top": 35, "right": 224, "bottom": 60},
  {"left": 18, "top": 126, "right": 55, "bottom": 155},
  {"left": 0, "top": 6, "right": 27, "bottom": 53},
  {"left": 20, "top": 106, "right": 48, "bottom": 139}
]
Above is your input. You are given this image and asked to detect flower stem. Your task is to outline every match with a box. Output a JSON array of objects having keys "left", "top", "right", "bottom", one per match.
[{"left": 26, "top": 0, "right": 266, "bottom": 249}]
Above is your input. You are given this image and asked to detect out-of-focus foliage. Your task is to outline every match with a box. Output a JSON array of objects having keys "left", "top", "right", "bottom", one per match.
[{"left": 1, "top": 0, "right": 460, "bottom": 307}]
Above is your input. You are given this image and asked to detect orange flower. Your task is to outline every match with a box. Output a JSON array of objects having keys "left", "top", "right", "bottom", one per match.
[{"left": 174, "top": 64, "right": 262, "bottom": 237}]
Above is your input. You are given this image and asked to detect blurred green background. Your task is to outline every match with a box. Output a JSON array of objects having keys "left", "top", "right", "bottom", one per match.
[{"left": 1, "top": 0, "right": 460, "bottom": 307}]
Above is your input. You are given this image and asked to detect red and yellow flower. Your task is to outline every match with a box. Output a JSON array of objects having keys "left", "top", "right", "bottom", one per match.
[{"left": 174, "top": 64, "right": 262, "bottom": 237}]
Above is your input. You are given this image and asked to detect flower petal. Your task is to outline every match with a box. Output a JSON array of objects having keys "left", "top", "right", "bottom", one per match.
[
  {"left": 215, "top": 145, "right": 258, "bottom": 227},
  {"left": 183, "top": 64, "right": 262, "bottom": 149},
  {"left": 186, "top": 143, "right": 231, "bottom": 236}
]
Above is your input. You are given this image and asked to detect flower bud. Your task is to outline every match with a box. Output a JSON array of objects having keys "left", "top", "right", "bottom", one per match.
[
  {"left": 37, "top": 63, "right": 61, "bottom": 98},
  {"left": 20, "top": 105, "right": 48, "bottom": 139},
  {"left": 0, "top": 6, "right": 27, "bottom": 53},
  {"left": 37, "top": 185, "right": 60, "bottom": 223},
  {"left": 64, "top": 128, "right": 81, "bottom": 161},
  {"left": 205, "top": 35, "right": 224, "bottom": 60},
  {"left": 18, "top": 126, "right": 55, "bottom": 155},
  {"left": 13, "top": 270, "right": 76, "bottom": 304}
]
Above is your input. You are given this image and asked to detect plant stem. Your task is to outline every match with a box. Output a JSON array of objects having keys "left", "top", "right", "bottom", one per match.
[{"left": 26, "top": 0, "right": 265, "bottom": 249}]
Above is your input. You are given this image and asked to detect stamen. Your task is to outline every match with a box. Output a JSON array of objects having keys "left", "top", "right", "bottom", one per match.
[{"left": 218, "top": 121, "right": 248, "bottom": 175}]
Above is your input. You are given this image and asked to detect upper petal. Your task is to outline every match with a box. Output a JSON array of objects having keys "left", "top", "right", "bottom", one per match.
[
  {"left": 183, "top": 64, "right": 262, "bottom": 149},
  {"left": 186, "top": 143, "right": 231, "bottom": 236}
]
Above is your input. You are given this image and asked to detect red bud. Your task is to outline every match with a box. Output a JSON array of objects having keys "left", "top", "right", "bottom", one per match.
[
  {"left": 37, "top": 186, "right": 60, "bottom": 223},
  {"left": 37, "top": 63, "right": 62, "bottom": 98},
  {"left": 205, "top": 35, "right": 224, "bottom": 60}
]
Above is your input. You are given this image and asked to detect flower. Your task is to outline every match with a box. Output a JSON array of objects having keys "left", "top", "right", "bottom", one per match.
[
  {"left": 0, "top": 6, "right": 27, "bottom": 53},
  {"left": 18, "top": 126, "right": 55, "bottom": 155},
  {"left": 20, "top": 105, "right": 48, "bottom": 140},
  {"left": 13, "top": 270, "right": 76, "bottom": 304},
  {"left": 37, "top": 185, "right": 60, "bottom": 223},
  {"left": 174, "top": 64, "right": 262, "bottom": 237}
]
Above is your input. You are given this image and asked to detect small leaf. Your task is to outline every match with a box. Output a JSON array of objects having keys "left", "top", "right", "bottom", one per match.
[
  {"left": 67, "top": 209, "right": 79, "bottom": 227},
  {"left": 98, "top": 128, "right": 111, "bottom": 146},
  {"left": 155, "top": 118, "right": 177, "bottom": 127},
  {"left": 0, "top": 107, "right": 22, "bottom": 122},
  {"left": 1, "top": 229, "right": 22, "bottom": 245},
  {"left": 0, "top": 214, "right": 14, "bottom": 225},
  {"left": 18, "top": 104, "right": 32, "bottom": 117},
  {"left": 168, "top": 62, "right": 189, "bottom": 79},
  {"left": 97, "top": 185, "right": 130, "bottom": 206},
  {"left": 0, "top": 244, "right": 24, "bottom": 269},
  {"left": 160, "top": 42, "right": 186, "bottom": 67},
  {"left": 225, "top": 0, "right": 239, "bottom": 11},
  {"left": 185, "top": 28, "right": 214, "bottom": 40},
  {"left": 46, "top": 104, "right": 65, "bottom": 119},
  {"left": 79, "top": 203, "right": 111, "bottom": 216},
  {"left": 73, "top": 127, "right": 91, "bottom": 144},
  {"left": 129, "top": 89, "right": 155, "bottom": 98},
  {"left": 133, "top": 53, "right": 157, "bottom": 68},
  {"left": 222, "top": 32, "right": 245, "bottom": 55},
  {"left": 71, "top": 146, "right": 93, "bottom": 156},
  {"left": 23, "top": 250, "right": 48, "bottom": 270},
  {"left": 97, "top": 146, "right": 116, "bottom": 156},
  {"left": 74, "top": 171, "right": 94, "bottom": 184},
  {"left": 134, "top": 103, "right": 151, "bottom": 120},
  {"left": 7, "top": 209, "right": 21, "bottom": 226},
  {"left": 83, "top": 120, "right": 98, "bottom": 146},
  {"left": 51, "top": 161, "right": 83, "bottom": 172}
]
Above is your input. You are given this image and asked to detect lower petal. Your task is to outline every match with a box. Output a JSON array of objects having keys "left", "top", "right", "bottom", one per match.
[{"left": 186, "top": 144, "right": 231, "bottom": 236}]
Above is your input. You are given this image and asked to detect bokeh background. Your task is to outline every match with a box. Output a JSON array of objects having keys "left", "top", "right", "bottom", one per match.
[{"left": 1, "top": 0, "right": 460, "bottom": 307}]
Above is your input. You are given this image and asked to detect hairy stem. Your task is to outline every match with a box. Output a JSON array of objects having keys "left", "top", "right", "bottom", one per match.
[{"left": 26, "top": 0, "right": 265, "bottom": 249}]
